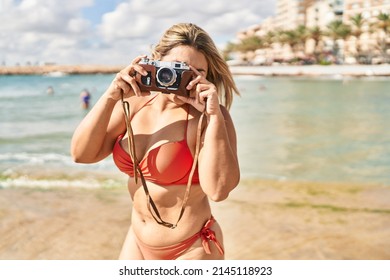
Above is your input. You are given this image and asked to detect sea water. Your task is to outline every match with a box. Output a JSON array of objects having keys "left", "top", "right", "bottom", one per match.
[
  {"left": 0, "top": 74, "right": 118, "bottom": 188},
  {"left": 1, "top": 74, "right": 390, "bottom": 188},
  {"left": 231, "top": 76, "right": 390, "bottom": 185}
]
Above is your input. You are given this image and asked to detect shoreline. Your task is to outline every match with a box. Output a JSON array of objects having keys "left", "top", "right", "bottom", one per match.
[
  {"left": 229, "top": 64, "right": 390, "bottom": 77},
  {"left": 1, "top": 64, "right": 390, "bottom": 77}
]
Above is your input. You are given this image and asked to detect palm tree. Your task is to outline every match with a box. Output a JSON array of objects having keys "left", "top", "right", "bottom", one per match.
[
  {"left": 236, "top": 35, "right": 264, "bottom": 53},
  {"left": 375, "top": 12, "right": 390, "bottom": 63},
  {"left": 307, "top": 26, "right": 324, "bottom": 62},
  {"left": 263, "top": 31, "right": 276, "bottom": 49},
  {"left": 279, "top": 29, "right": 300, "bottom": 61},
  {"left": 222, "top": 41, "right": 237, "bottom": 61},
  {"left": 350, "top": 13, "right": 366, "bottom": 60},
  {"left": 233, "top": 35, "right": 264, "bottom": 62},
  {"left": 377, "top": 12, "right": 390, "bottom": 34},
  {"left": 326, "top": 20, "right": 352, "bottom": 63},
  {"left": 295, "top": 25, "right": 309, "bottom": 56}
]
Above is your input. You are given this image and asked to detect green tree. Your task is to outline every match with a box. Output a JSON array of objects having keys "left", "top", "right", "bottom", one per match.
[
  {"left": 326, "top": 20, "right": 352, "bottom": 63},
  {"left": 375, "top": 12, "right": 390, "bottom": 63},
  {"left": 279, "top": 29, "right": 300, "bottom": 60},
  {"left": 307, "top": 26, "right": 324, "bottom": 61},
  {"left": 263, "top": 31, "right": 276, "bottom": 49},
  {"left": 235, "top": 35, "right": 264, "bottom": 53},
  {"left": 377, "top": 12, "right": 390, "bottom": 34},
  {"left": 295, "top": 25, "right": 309, "bottom": 55},
  {"left": 222, "top": 41, "right": 237, "bottom": 61},
  {"left": 308, "top": 26, "right": 323, "bottom": 50},
  {"left": 350, "top": 13, "right": 366, "bottom": 59}
]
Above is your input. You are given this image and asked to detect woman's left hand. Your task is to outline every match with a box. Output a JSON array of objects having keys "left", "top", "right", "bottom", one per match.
[{"left": 176, "top": 66, "right": 221, "bottom": 116}]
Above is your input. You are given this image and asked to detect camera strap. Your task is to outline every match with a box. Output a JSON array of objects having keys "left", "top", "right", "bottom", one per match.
[
  {"left": 121, "top": 95, "right": 139, "bottom": 184},
  {"left": 121, "top": 93, "right": 206, "bottom": 229}
]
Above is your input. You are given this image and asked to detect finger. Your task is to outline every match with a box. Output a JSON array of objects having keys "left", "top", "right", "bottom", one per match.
[
  {"left": 186, "top": 74, "right": 202, "bottom": 90},
  {"left": 177, "top": 94, "right": 205, "bottom": 112},
  {"left": 114, "top": 71, "right": 137, "bottom": 95},
  {"left": 112, "top": 74, "right": 123, "bottom": 90},
  {"left": 122, "top": 63, "right": 136, "bottom": 75},
  {"left": 199, "top": 88, "right": 212, "bottom": 101},
  {"left": 118, "top": 71, "right": 135, "bottom": 86},
  {"left": 189, "top": 65, "right": 204, "bottom": 77},
  {"left": 131, "top": 54, "right": 147, "bottom": 65},
  {"left": 195, "top": 84, "right": 204, "bottom": 105},
  {"left": 133, "top": 64, "right": 148, "bottom": 76},
  {"left": 114, "top": 80, "right": 132, "bottom": 98},
  {"left": 121, "top": 55, "right": 148, "bottom": 76},
  {"left": 196, "top": 83, "right": 211, "bottom": 92},
  {"left": 128, "top": 76, "right": 142, "bottom": 96}
]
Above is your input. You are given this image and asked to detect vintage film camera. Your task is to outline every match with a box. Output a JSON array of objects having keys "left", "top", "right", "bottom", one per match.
[{"left": 135, "top": 58, "right": 194, "bottom": 97}]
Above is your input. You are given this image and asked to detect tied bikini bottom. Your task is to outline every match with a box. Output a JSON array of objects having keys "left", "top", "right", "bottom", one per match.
[{"left": 134, "top": 216, "right": 224, "bottom": 260}]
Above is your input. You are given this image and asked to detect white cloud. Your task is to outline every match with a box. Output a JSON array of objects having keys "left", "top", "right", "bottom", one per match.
[
  {"left": 99, "top": 3, "right": 154, "bottom": 41},
  {"left": 67, "top": 18, "right": 92, "bottom": 34},
  {"left": 0, "top": 0, "right": 275, "bottom": 65}
]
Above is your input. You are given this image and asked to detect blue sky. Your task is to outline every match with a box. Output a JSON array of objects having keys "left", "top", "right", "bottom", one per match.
[
  {"left": 0, "top": 0, "right": 276, "bottom": 65},
  {"left": 81, "top": 0, "right": 122, "bottom": 25}
]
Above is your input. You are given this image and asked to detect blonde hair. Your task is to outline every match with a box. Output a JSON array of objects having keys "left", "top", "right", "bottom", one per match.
[{"left": 152, "top": 23, "right": 240, "bottom": 110}]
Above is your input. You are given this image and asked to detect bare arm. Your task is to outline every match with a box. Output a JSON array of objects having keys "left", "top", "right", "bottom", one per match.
[
  {"left": 178, "top": 67, "right": 240, "bottom": 201},
  {"left": 71, "top": 56, "right": 148, "bottom": 163},
  {"left": 198, "top": 106, "right": 240, "bottom": 201},
  {"left": 71, "top": 95, "right": 124, "bottom": 163}
]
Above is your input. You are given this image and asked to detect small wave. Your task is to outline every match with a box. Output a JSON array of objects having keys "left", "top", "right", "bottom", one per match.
[
  {"left": 0, "top": 152, "right": 115, "bottom": 170},
  {"left": 0, "top": 152, "right": 71, "bottom": 165},
  {"left": 0, "top": 177, "right": 101, "bottom": 189},
  {"left": 0, "top": 132, "right": 71, "bottom": 145}
]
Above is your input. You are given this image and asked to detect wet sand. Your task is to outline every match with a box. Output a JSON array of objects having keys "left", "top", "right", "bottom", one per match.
[{"left": 1, "top": 179, "right": 389, "bottom": 260}]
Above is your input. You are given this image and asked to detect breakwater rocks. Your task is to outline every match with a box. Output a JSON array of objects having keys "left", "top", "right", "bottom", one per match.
[{"left": 0, "top": 65, "right": 124, "bottom": 75}]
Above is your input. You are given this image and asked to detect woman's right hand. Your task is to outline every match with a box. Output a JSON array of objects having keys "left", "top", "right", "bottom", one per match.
[{"left": 105, "top": 55, "right": 149, "bottom": 101}]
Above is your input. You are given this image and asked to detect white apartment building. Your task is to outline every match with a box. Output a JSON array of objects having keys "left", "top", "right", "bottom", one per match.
[
  {"left": 305, "top": 1, "right": 345, "bottom": 54},
  {"left": 234, "top": 0, "right": 389, "bottom": 63},
  {"left": 344, "top": 0, "right": 390, "bottom": 20},
  {"left": 306, "top": 0, "right": 344, "bottom": 28},
  {"left": 343, "top": 0, "right": 390, "bottom": 29},
  {"left": 343, "top": 0, "right": 390, "bottom": 56},
  {"left": 274, "top": 0, "right": 311, "bottom": 30}
]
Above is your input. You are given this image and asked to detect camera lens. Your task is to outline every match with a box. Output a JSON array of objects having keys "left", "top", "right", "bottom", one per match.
[{"left": 157, "top": 67, "right": 176, "bottom": 87}]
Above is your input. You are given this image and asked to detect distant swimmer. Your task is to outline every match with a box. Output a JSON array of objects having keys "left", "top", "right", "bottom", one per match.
[
  {"left": 46, "top": 86, "right": 54, "bottom": 95},
  {"left": 259, "top": 84, "right": 267, "bottom": 91},
  {"left": 80, "top": 89, "right": 91, "bottom": 109}
]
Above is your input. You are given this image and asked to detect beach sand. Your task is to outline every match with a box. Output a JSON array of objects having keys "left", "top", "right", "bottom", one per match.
[{"left": 1, "top": 179, "right": 389, "bottom": 260}]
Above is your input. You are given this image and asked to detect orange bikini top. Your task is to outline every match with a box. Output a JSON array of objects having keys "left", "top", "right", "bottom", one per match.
[{"left": 112, "top": 99, "right": 200, "bottom": 186}]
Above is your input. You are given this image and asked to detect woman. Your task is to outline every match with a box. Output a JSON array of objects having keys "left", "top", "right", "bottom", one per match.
[
  {"left": 79, "top": 88, "right": 91, "bottom": 110},
  {"left": 71, "top": 23, "right": 240, "bottom": 260}
]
